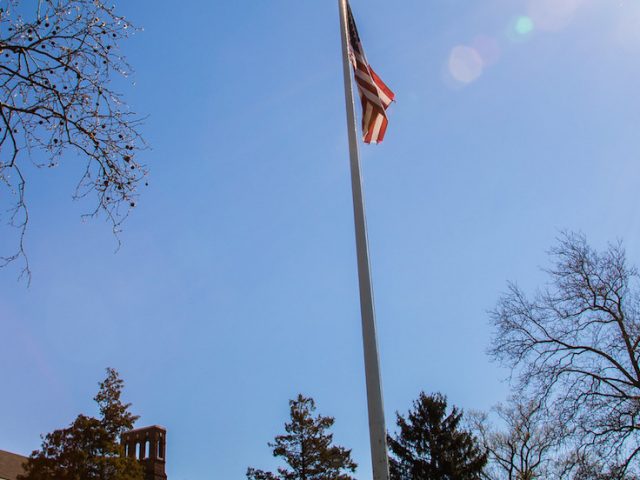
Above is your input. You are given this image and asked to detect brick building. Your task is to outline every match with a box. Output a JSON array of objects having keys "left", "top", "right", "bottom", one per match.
[
  {"left": 0, "top": 425, "right": 167, "bottom": 480},
  {"left": 0, "top": 450, "right": 27, "bottom": 480},
  {"left": 122, "top": 425, "right": 168, "bottom": 480}
]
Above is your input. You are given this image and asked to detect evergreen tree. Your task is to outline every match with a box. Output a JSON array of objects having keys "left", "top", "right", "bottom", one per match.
[
  {"left": 18, "top": 368, "right": 143, "bottom": 480},
  {"left": 388, "top": 392, "right": 487, "bottom": 480},
  {"left": 247, "top": 394, "right": 357, "bottom": 480}
]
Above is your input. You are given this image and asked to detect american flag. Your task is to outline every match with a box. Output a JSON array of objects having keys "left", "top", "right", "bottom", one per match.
[{"left": 347, "top": 3, "right": 395, "bottom": 144}]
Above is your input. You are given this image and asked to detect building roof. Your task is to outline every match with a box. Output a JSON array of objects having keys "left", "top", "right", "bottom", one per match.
[
  {"left": 0, "top": 450, "right": 27, "bottom": 480},
  {"left": 124, "top": 425, "right": 166, "bottom": 433}
]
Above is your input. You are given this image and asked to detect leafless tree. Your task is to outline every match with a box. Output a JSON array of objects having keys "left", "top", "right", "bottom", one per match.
[
  {"left": 0, "top": 0, "right": 145, "bottom": 280},
  {"left": 556, "top": 450, "right": 633, "bottom": 480},
  {"left": 490, "top": 232, "right": 640, "bottom": 477},
  {"left": 470, "top": 398, "right": 561, "bottom": 480}
]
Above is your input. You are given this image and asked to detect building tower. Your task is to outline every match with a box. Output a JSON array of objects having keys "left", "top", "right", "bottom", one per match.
[{"left": 121, "top": 426, "right": 167, "bottom": 480}]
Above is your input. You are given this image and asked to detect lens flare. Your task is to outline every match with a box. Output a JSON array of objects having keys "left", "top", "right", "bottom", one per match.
[
  {"left": 515, "top": 16, "right": 535, "bottom": 35},
  {"left": 448, "top": 46, "right": 484, "bottom": 85}
]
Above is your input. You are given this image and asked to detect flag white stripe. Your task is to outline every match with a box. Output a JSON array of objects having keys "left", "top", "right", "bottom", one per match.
[
  {"left": 346, "top": 1, "right": 394, "bottom": 144},
  {"left": 369, "top": 114, "right": 384, "bottom": 143},
  {"left": 355, "top": 69, "right": 393, "bottom": 106},
  {"left": 375, "top": 87, "right": 392, "bottom": 106},
  {"left": 360, "top": 87, "right": 386, "bottom": 108},
  {"left": 355, "top": 68, "right": 377, "bottom": 86}
]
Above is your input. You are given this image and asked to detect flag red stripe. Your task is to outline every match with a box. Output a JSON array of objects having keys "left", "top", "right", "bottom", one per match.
[
  {"left": 347, "top": 2, "right": 394, "bottom": 144},
  {"left": 370, "top": 68, "right": 394, "bottom": 103}
]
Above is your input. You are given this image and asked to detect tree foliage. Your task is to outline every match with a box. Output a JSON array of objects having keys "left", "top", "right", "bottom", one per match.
[
  {"left": 247, "top": 394, "right": 357, "bottom": 480},
  {"left": 388, "top": 392, "right": 487, "bottom": 480},
  {"left": 0, "top": 0, "right": 145, "bottom": 279},
  {"left": 490, "top": 233, "right": 640, "bottom": 476},
  {"left": 18, "top": 368, "right": 143, "bottom": 480}
]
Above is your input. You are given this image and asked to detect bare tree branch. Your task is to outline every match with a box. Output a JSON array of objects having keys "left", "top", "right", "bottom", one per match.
[
  {"left": 490, "top": 232, "right": 640, "bottom": 475},
  {"left": 0, "top": 0, "right": 146, "bottom": 282},
  {"left": 470, "top": 398, "right": 562, "bottom": 480}
]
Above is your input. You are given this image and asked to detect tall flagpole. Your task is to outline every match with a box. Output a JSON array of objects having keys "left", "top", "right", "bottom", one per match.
[{"left": 338, "top": 1, "right": 390, "bottom": 479}]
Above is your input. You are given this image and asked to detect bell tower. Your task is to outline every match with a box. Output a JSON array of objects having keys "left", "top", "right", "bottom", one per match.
[{"left": 121, "top": 425, "right": 167, "bottom": 480}]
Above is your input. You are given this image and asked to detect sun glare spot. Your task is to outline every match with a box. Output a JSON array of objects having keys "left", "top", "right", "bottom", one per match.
[{"left": 448, "top": 46, "right": 484, "bottom": 85}]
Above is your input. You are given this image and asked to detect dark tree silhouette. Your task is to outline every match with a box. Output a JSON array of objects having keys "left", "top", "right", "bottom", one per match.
[
  {"left": 0, "top": 0, "right": 146, "bottom": 280},
  {"left": 388, "top": 392, "right": 487, "bottom": 480},
  {"left": 18, "top": 368, "right": 143, "bottom": 480},
  {"left": 247, "top": 394, "right": 357, "bottom": 480},
  {"left": 490, "top": 233, "right": 640, "bottom": 476}
]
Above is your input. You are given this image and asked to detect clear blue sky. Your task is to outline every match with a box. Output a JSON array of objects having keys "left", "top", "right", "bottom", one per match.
[{"left": 3, "top": 0, "right": 640, "bottom": 478}]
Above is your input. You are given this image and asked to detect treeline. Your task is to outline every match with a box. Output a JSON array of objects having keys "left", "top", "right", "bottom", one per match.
[
  {"left": 20, "top": 233, "right": 640, "bottom": 479},
  {"left": 249, "top": 233, "right": 640, "bottom": 480}
]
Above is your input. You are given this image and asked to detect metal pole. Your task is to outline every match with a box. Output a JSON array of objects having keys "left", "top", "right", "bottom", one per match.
[{"left": 337, "top": 2, "right": 390, "bottom": 479}]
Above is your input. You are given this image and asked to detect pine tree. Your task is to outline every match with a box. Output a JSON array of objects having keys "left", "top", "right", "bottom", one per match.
[
  {"left": 18, "top": 368, "right": 143, "bottom": 480},
  {"left": 247, "top": 394, "right": 357, "bottom": 480},
  {"left": 388, "top": 392, "right": 487, "bottom": 480}
]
